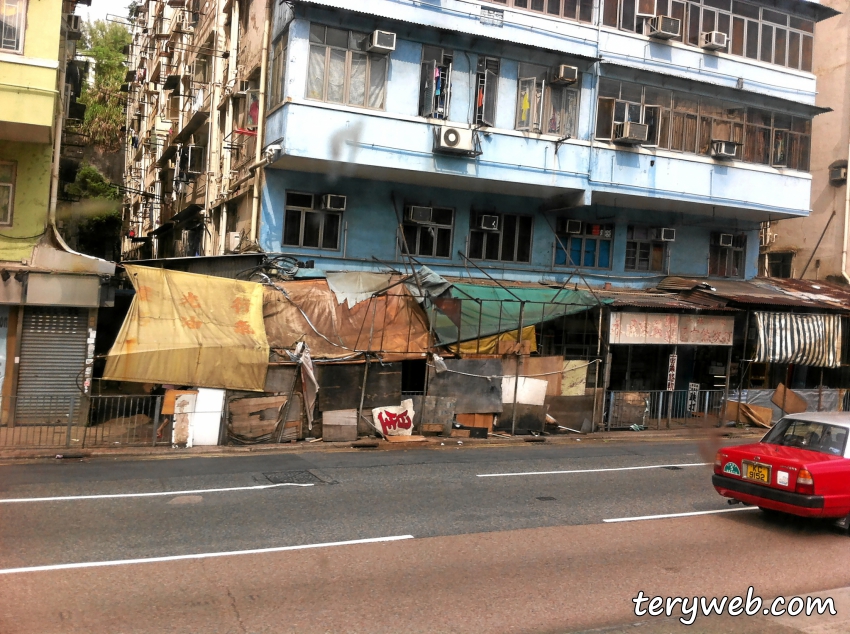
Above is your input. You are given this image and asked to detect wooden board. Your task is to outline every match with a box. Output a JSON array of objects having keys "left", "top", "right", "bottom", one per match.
[
  {"left": 317, "top": 363, "right": 402, "bottom": 411},
  {"left": 264, "top": 365, "right": 298, "bottom": 394},
  {"left": 725, "top": 401, "right": 773, "bottom": 428},
  {"left": 503, "top": 356, "right": 564, "bottom": 396},
  {"left": 496, "top": 404, "right": 547, "bottom": 432},
  {"left": 228, "top": 393, "right": 302, "bottom": 438},
  {"left": 411, "top": 396, "right": 456, "bottom": 435},
  {"left": 545, "top": 395, "right": 594, "bottom": 429},
  {"left": 421, "top": 423, "right": 445, "bottom": 434},
  {"left": 455, "top": 413, "right": 494, "bottom": 432},
  {"left": 427, "top": 359, "right": 503, "bottom": 414},
  {"left": 385, "top": 434, "right": 428, "bottom": 443},
  {"left": 450, "top": 429, "right": 471, "bottom": 438},
  {"left": 771, "top": 383, "right": 808, "bottom": 415}
]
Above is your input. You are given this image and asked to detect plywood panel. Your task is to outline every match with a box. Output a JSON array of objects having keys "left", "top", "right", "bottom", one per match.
[
  {"left": 427, "top": 359, "right": 503, "bottom": 414},
  {"left": 317, "top": 363, "right": 402, "bottom": 411}
]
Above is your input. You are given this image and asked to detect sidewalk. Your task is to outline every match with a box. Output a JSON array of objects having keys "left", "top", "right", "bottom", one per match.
[{"left": 0, "top": 426, "right": 764, "bottom": 462}]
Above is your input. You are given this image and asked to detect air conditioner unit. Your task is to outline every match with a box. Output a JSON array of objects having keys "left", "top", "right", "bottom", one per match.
[
  {"left": 478, "top": 215, "right": 499, "bottom": 231},
  {"left": 646, "top": 15, "right": 681, "bottom": 39},
  {"left": 227, "top": 231, "right": 241, "bottom": 253},
  {"left": 829, "top": 166, "right": 848, "bottom": 184},
  {"left": 367, "top": 30, "right": 396, "bottom": 54},
  {"left": 557, "top": 218, "right": 583, "bottom": 234},
  {"left": 67, "top": 14, "right": 83, "bottom": 40},
  {"left": 321, "top": 194, "right": 347, "bottom": 212},
  {"left": 613, "top": 121, "right": 649, "bottom": 145},
  {"left": 711, "top": 140, "right": 739, "bottom": 159},
  {"left": 660, "top": 228, "right": 676, "bottom": 242},
  {"left": 407, "top": 206, "right": 433, "bottom": 223},
  {"left": 700, "top": 31, "right": 727, "bottom": 51},
  {"left": 434, "top": 125, "right": 476, "bottom": 154},
  {"left": 551, "top": 64, "right": 579, "bottom": 84},
  {"left": 719, "top": 233, "right": 734, "bottom": 247}
]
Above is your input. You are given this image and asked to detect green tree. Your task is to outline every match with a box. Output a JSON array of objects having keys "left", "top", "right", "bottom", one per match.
[
  {"left": 63, "top": 165, "right": 122, "bottom": 261},
  {"left": 79, "top": 20, "right": 131, "bottom": 151}
]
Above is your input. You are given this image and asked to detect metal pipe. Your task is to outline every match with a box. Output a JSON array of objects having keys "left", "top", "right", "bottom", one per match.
[
  {"left": 842, "top": 113, "right": 850, "bottom": 283},
  {"left": 800, "top": 210, "right": 836, "bottom": 278},
  {"left": 511, "top": 301, "right": 525, "bottom": 436},
  {"left": 250, "top": 0, "right": 273, "bottom": 242},
  {"left": 48, "top": 30, "right": 68, "bottom": 226}
]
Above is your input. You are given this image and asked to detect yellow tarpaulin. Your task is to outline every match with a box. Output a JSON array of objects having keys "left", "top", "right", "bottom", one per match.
[
  {"left": 448, "top": 325, "right": 538, "bottom": 355},
  {"left": 104, "top": 265, "right": 269, "bottom": 391}
]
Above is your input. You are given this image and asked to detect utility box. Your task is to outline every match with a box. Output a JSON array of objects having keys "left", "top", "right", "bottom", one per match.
[{"left": 322, "top": 409, "right": 358, "bottom": 442}]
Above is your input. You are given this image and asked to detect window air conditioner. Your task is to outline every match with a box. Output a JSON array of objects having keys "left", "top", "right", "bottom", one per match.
[
  {"left": 557, "top": 218, "right": 583, "bottom": 234},
  {"left": 321, "top": 194, "right": 347, "bottom": 212},
  {"left": 700, "top": 31, "right": 727, "bottom": 51},
  {"left": 551, "top": 64, "right": 579, "bottom": 84},
  {"left": 434, "top": 125, "right": 476, "bottom": 154},
  {"left": 711, "top": 140, "right": 739, "bottom": 159},
  {"left": 227, "top": 232, "right": 241, "bottom": 253},
  {"left": 367, "top": 30, "right": 396, "bottom": 54},
  {"left": 660, "top": 228, "right": 676, "bottom": 242},
  {"left": 67, "top": 14, "right": 83, "bottom": 40},
  {"left": 478, "top": 215, "right": 499, "bottom": 231},
  {"left": 829, "top": 166, "right": 848, "bottom": 184},
  {"left": 407, "top": 206, "right": 433, "bottom": 223},
  {"left": 719, "top": 233, "right": 734, "bottom": 247},
  {"left": 646, "top": 16, "right": 681, "bottom": 39},
  {"left": 613, "top": 121, "right": 649, "bottom": 145}
]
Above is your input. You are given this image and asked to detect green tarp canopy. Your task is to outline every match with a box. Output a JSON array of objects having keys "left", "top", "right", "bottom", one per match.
[{"left": 427, "top": 282, "right": 609, "bottom": 345}]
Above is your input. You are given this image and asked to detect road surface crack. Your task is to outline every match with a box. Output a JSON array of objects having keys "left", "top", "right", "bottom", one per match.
[{"left": 226, "top": 587, "right": 247, "bottom": 634}]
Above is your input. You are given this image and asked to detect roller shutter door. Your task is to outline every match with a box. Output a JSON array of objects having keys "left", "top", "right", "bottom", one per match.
[{"left": 16, "top": 307, "right": 88, "bottom": 423}]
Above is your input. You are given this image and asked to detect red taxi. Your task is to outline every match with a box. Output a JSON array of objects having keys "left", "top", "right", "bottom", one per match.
[{"left": 713, "top": 413, "right": 850, "bottom": 523}]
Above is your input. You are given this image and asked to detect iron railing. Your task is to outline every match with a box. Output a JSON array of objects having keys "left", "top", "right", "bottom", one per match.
[{"left": 606, "top": 389, "right": 726, "bottom": 430}]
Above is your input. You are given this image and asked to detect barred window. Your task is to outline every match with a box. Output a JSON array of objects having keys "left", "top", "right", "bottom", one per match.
[
  {"left": 282, "top": 192, "right": 341, "bottom": 250},
  {"left": 0, "top": 161, "right": 15, "bottom": 225},
  {"left": 0, "top": 0, "right": 25, "bottom": 53}
]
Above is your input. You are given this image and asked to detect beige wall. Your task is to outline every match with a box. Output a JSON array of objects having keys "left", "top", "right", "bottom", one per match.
[{"left": 766, "top": 0, "right": 850, "bottom": 281}]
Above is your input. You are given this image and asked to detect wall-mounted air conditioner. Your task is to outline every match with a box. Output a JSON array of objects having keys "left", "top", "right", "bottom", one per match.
[
  {"left": 551, "top": 64, "right": 578, "bottom": 84},
  {"left": 719, "top": 233, "right": 734, "bottom": 247},
  {"left": 711, "top": 140, "right": 739, "bottom": 159},
  {"left": 557, "top": 218, "right": 583, "bottom": 234},
  {"left": 434, "top": 125, "right": 476, "bottom": 154},
  {"left": 321, "top": 194, "right": 347, "bottom": 212},
  {"left": 227, "top": 231, "right": 241, "bottom": 253},
  {"left": 829, "top": 161, "right": 848, "bottom": 184},
  {"left": 646, "top": 16, "right": 681, "bottom": 39},
  {"left": 660, "top": 228, "right": 676, "bottom": 241},
  {"left": 407, "top": 206, "right": 433, "bottom": 223},
  {"left": 613, "top": 121, "right": 649, "bottom": 145},
  {"left": 367, "top": 30, "right": 396, "bottom": 54},
  {"left": 478, "top": 215, "right": 499, "bottom": 231},
  {"left": 700, "top": 31, "right": 727, "bottom": 51}
]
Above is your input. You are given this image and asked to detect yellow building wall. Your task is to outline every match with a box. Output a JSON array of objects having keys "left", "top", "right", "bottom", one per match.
[
  {"left": 0, "top": 0, "right": 62, "bottom": 131},
  {"left": 0, "top": 141, "right": 51, "bottom": 262}
]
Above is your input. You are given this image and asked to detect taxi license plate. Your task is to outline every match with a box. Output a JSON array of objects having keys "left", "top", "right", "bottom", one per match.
[{"left": 742, "top": 460, "right": 771, "bottom": 484}]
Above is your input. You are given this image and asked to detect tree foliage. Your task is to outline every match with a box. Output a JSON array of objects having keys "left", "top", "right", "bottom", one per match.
[
  {"left": 64, "top": 165, "right": 122, "bottom": 261},
  {"left": 79, "top": 20, "right": 131, "bottom": 151},
  {"left": 64, "top": 165, "right": 121, "bottom": 201}
]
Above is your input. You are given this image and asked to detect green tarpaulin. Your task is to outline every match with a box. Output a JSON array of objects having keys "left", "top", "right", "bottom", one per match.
[{"left": 428, "top": 282, "right": 608, "bottom": 345}]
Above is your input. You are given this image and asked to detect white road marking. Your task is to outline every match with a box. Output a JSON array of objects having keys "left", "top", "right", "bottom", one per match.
[
  {"left": 603, "top": 507, "right": 759, "bottom": 523},
  {"left": 477, "top": 462, "right": 710, "bottom": 478},
  {"left": 0, "top": 535, "right": 415, "bottom": 575},
  {"left": 0, "top": 482, "right": 313, "bottom": 504}
]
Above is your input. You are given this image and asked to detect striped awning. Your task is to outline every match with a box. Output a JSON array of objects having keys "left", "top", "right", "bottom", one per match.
[{"left": 754, "top": 312, "right": 842, "bottom": 368}]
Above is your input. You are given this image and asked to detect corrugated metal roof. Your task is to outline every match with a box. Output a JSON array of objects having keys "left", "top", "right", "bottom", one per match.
[
  {"left": 765, "top": 278, "right": 850, "bottom": 310},
  {"left": 659, "top": 277, "right": 850, "bottom": 311}
]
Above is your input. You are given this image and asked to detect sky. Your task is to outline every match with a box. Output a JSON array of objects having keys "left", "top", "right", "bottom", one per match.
[{"left": 80, "top": 1, "right": 133, "bottom": 24}]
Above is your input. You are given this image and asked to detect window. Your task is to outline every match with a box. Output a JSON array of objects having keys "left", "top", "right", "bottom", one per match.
[
  {"left": 306, "top": 25, "right": 388, "bottom": 110},
  {"left": 0, "top": 161, "right": 15, "bottom": 225},
  {"left": 401, "top": 206, "right": 453, "bottom": 258},
  {"left": 763, "top": 418, "right": 848, "bottom": 456},
  {"left": 484, "top": 0, "right": 593, "bottom": 23},
  {"left": 419, "top": 46, "right": 453, "bottom": 120},
  {"left": 516, "top": 63, "right": 580, "bottom": 137},
  {"left": 602, "top": 0, "right": 815, "bottom": 71},
  {"left": 555, "top": 222, "right": 613, "bottom": 269},
  {"left": 268, "top": 33, "right": 287, "bottom": 108},
  {"left": 766, "top": 252, "right": 793, "bottom": 278},
  {"left": 282, "top": 192, "right": 341, "bottom": 250},
  {"left": 0, "top": 0, "right": 25, "bottom": 53},
  {"left": 625, "top": 226, "right": 667, "bottom": 271},
  {"left": 709, "top": 232, "right": 746, "bottom": 277},
  {"left": 596, "top": 79, "right": 811, "bottom": 171},
  {"left": 468, "top": 213, "right": 533, "bottom": 262},
  {"left": 474, "top": 57, "right": 500, "bottom": 127}
]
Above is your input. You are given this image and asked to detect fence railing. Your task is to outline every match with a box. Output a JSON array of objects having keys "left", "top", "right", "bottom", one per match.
[
  {"left": 606, "top": 389, "right": 726, "bottom": 430},
  {"left": 0, "top": 395, "right": 170, "bottom": 449}
]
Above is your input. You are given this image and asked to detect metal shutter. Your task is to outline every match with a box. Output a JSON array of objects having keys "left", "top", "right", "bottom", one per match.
[{"left": 16, "top": 307, "right": 88, "bottom": 423}]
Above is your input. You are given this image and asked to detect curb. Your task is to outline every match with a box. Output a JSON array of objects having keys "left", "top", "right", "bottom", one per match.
[{"left": 0, "top": 427, "right": 764, "bottom": 462}]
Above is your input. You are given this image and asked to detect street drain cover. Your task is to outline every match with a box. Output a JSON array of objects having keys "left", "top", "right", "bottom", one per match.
[
  {"left": 263, "top": 470, "right": 323, "bottom": 485},
  {"left": 662, "top": 466, "right": 683, "bottom": 470},
  {"left": 536, "top": 496, "right": 556, "bottom": 501}
]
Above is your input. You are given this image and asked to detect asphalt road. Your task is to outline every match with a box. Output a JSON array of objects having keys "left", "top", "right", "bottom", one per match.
[{"left": 1, "top": 440, "right": 849, "bottom": 633}]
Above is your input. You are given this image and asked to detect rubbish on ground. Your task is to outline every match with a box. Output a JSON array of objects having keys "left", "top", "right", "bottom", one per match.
[{"left": 629, "top": 424, "right": 646, "bottom": 431}]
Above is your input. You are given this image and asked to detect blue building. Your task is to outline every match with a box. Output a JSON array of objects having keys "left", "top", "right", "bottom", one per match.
[{"left": 259, "top": 0, "right": 834, "bottom": 286}]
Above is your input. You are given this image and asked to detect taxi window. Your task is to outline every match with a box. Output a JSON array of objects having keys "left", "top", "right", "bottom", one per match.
[{"left": 763, "top": 419, "right": 848, "bottom": 456}]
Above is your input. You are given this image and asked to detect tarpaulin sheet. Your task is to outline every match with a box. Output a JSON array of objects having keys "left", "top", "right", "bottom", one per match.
[
  {"left": 430, "top": 283, "right": 605, "bottom": 345},
  {"left": 448, "top": 325, "right": 538, "bottom": 355},
  {"left": 263, "top": 278, "right": 430, "bottom": 360},
  {"left": 754, "top": 312, "right": 842, "bottom": 368},
  {"left": 104, "top": 265, "right": 269, "bottom": 391},
  {"left": 326, "top": 272, "right": 394, "bottom": 308}
]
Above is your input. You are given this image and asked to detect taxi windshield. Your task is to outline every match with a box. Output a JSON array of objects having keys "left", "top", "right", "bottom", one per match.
[{"left": 763, "top": 419, "right": 848, "bottom": 456}]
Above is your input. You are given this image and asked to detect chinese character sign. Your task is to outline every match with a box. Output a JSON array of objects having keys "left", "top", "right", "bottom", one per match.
[
  {"left": 666, "top": 355, "right": 677, "bottom": 391},
  {"left": 686, "top": 382, "right": 700, "bottom": 413},
  {"left": 372, "top": 399, "right": 416, "bottom": 437}
]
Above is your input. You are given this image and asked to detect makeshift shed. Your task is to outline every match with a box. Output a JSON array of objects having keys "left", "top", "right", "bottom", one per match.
[
  {"left": 103, "top": 265, "right": 270, "bottom": 391},
  {"left": 263, "top": 276, "right": 431, "bottom": 360}
]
